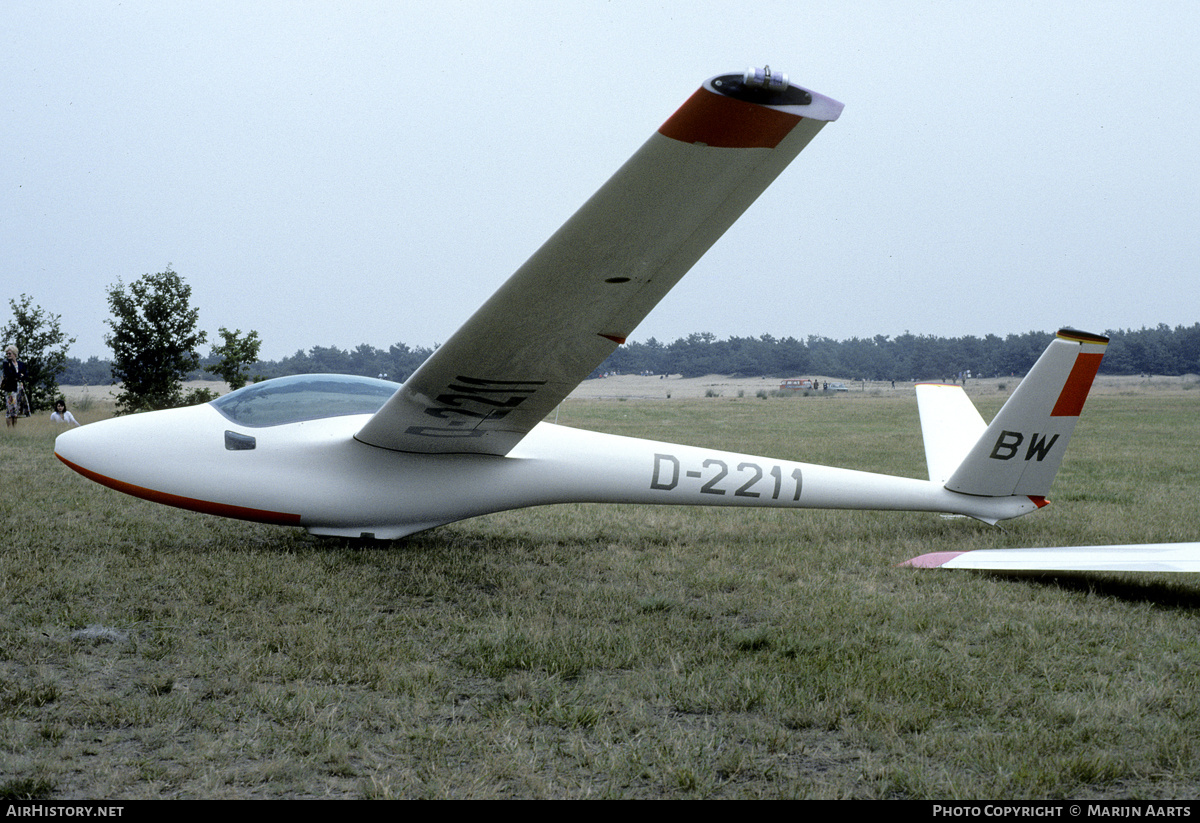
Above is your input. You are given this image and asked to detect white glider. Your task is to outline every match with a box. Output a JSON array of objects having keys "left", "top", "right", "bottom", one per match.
[
  {"left": 903, "top": 544, "right": 1200, "bottom": 573},
  {"left": 56, "top": 70, "right": 1108, "bottom": 539}
]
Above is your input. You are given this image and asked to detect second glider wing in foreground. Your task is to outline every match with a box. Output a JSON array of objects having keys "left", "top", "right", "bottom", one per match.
[{"left": 904, "top": 544, "right": 1200, "bottom": 573}]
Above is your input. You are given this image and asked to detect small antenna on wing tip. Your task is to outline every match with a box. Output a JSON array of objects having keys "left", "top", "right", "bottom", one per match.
[{"left": 743, "top": 65, "right": 789, "bottom": 91}]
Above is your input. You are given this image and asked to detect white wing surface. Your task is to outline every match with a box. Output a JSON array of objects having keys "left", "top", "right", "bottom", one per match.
[
  {"left": 903, "top": 544, "right": 1200, "bottom": 573},
  {"left": 355, "top": 72, "right": 843, "bottom": 455}
]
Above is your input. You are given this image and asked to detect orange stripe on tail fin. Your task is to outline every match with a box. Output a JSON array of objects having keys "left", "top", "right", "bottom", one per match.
[{"left": 1051, "top": 352, "right": 1104, "bottom": 417}]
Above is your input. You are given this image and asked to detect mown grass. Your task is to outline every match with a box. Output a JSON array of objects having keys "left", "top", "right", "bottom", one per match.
[{"left": 1, "top": 391, "right": 1199, "bottom": 798}]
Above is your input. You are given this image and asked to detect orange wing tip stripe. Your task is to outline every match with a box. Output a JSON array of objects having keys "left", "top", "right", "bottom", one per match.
[
  {"left": 659, "top": 88, "right": 802, "bottom": 149},
  {"left": 1056, "top": 328, "right": 1110, "bottom": 345},
  {"left": 900, "top": 551, "right": 966, "bottom": 568},
  {"left": 1051, "top": 352, "right": 1105, "bottom": 417},
  {"left": 56, "top": 454, "right": 303, "bottom": 526},
  {"left": 1028, "top": 496, "right": 1050, "bottom": 509}
]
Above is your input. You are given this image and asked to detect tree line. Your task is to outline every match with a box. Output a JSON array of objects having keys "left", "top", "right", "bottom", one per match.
[
  {"left": 57, "top": 323, "right": 1200, "bottom": 390},
  {"left": 589, "top": 325, "right": 1200, "bottom": 381},
  {"left": 9, "top": 266, "right": 1199, "bottom": 416},
  {"left": 60, "top": 341, "right": 434, "bottom": 388}
]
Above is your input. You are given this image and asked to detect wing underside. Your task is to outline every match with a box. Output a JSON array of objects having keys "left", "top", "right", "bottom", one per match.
[{"left": 355, "top": 73, "right": 843, "bottom": 455}]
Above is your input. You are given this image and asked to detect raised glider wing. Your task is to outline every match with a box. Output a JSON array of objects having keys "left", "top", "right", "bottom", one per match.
[
  {"left": 55, "top": 70, "right": 1108, "bottom": 539},
  {"left": 903, "top": 544, "right": 1200, "bottom": 573}
]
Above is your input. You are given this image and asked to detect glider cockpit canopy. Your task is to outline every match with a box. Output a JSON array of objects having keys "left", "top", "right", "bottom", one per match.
[{"left": 212, "top": 374, "right": 399, "bottom": 428}]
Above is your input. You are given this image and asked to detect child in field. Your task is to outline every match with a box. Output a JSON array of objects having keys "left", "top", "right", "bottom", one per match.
[{"left": 51, "top": 399, "right": 81, "bottom": 427}]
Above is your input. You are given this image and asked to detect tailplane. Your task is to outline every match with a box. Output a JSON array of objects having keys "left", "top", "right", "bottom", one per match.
[
  {"left": 917, "top": 329, "right": 1108, "bottom": 500},
  {"left": 915, "top": 383, "right": 986, "bottom": 485}
]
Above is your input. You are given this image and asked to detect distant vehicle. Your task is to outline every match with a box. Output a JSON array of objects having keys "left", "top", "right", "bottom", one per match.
[
  {"left": 829, "top": 382, "right": 848, "bottom": 392},
  {"left": 779, "top": 378, "right": 813, "bottom": 390}
]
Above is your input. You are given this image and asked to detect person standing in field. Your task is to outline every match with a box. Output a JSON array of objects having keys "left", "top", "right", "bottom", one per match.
[{"left": 2, "top": 345, "right": 28, "bottom": 428}]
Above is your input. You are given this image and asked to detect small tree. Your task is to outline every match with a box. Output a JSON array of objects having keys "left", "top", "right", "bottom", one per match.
[
  {"left": 106, "top": 268, "right": 207, "bottom": 414},
  {"left": 205, "top": 327, "right": 262, "bottom": 391},
  {"left": 2, "top": 295, "right": 75, "bottom": 411}
]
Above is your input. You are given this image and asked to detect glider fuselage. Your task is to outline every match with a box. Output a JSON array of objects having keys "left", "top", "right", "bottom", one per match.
[{"left": 54, "top": 395, "right": 1038, "bottom": 539}]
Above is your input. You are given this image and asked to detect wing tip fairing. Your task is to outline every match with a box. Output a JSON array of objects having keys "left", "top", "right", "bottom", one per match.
[
  {"left": 658, "top": 70, "right": 842, "bottom": 150},
  {"left": 901, "top": 551, "right": 968, "bottom": 569}
]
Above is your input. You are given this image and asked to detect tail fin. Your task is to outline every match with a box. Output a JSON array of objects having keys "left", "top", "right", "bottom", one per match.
[{"left": 937, "top": 329, "right": 1108, "bottom": 499}]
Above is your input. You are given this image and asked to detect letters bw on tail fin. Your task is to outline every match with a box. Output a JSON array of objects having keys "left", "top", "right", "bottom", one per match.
[{"left": 917, "top": 329, "right": 1108, "bottom": 501}]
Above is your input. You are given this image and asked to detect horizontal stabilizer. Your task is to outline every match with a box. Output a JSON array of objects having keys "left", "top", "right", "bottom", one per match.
[
  {"left": 915, "top": 384, "right": 986, "bottom": 484},
  {"left": 903, "top": 543, "right": 1200, "bottom": 573}
]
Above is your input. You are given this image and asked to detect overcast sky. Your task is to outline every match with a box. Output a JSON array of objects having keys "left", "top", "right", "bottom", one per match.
[{"left": 5, "top": 1, "right": 1198, "bottom": 361}]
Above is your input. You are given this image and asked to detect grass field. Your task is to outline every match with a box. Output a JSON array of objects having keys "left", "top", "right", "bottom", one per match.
[{"left": 2, "top": 388, "right": 1199, "bottom": 799}]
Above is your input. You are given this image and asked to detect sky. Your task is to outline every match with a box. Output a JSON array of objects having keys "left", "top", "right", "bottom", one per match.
[{"left": 4, "top": 1, "right": 1198, "bottom": 361}]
